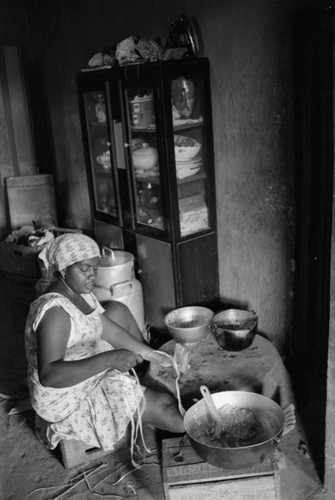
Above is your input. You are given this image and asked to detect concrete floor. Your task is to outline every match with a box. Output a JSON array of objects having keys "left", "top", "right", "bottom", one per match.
[{"left": 0, "top": 273, "right": 332, "bottom": 499}]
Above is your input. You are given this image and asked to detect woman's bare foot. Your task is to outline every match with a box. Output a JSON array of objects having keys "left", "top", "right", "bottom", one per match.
[
  {"left": 142, "top": 389, "right": 185, "bottom": 434},
  {"left": 282, "top": 403, "right": 296, "bottom": 436}
]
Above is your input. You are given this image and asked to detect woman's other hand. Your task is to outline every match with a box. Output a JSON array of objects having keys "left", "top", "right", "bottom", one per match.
[{"left": 109, "top": 349, "right": 143, "bottom": 372}]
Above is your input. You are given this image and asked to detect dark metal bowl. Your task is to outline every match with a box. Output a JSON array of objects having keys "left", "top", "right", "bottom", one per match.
[
  {"left": 184, "top": 390, "right": 285, "bottom": 469},
  {"left": 211, "top": 309, "right": 258, "bottom": 351}
]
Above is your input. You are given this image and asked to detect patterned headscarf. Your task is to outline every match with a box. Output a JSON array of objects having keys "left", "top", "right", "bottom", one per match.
[{"left": 38, "top": 233, "right": 101, "bottom": 272}]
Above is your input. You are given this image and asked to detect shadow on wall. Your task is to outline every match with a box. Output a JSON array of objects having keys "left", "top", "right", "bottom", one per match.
[
  {"left": 215, "top": 296, "right": 252, "bottom": 313},
  {"left": 58, "top": 179, "right": 69, "bottom": 224},
  {"left": 25, "top": 61, "right": 56, "bottom": 177}
]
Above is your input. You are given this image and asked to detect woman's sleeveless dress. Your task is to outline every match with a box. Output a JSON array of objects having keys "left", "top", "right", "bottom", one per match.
[{"left": 25, "top": 292, "right": 144, "bottom": 451}]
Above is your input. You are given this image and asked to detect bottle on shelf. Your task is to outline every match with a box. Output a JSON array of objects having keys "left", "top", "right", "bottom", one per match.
[{"left": 95, "top": 94, "right": 106, "bottom": 123}]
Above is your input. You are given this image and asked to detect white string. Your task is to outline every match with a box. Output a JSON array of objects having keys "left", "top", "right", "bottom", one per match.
[
  {"left": 130, "top": 369, "right": 151, "bottom": 454},
  {"left": 120, "top": 349, "right": 185, "bottom": 468},
  {"left": 120, "top": 370, "right": 150, "bottom": 468},
  {"left": 154, "top": 350, "right": 186, "bottom": 417}
]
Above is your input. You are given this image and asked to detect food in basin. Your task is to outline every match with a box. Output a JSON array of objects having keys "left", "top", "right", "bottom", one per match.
[{"left": 184, "top": 391, "right": 285, "bottom": 469}]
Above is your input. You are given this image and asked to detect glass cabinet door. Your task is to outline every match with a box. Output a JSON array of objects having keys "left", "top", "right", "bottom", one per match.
[
  {"left": 171, "top": 73, "right": 210, "bottom": 237},
  {"left": 82, "top": 91, "right": 117, "bottom": 218},
  {"left": 124, "top": 86, "right": 164, "bottom": 231}
]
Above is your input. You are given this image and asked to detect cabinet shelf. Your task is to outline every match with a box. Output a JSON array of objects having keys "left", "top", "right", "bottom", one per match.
[
  {"left": 173, "top": 117, "right": 204, "bottom": 131},
  {"left": 130, "top": 125, "right": 156, "bottom": 133},
  {"left": 130, "top": 118, "right": 204, "bottom": 135},
  {"left": 90, "top": 121, "right": 108, "bottom": 128},
  {"left": 95, "top": 169, "right": 112, "bottom": 178},
  {"left": 135, "top": 171, "right": 206, "bottom": 185}
]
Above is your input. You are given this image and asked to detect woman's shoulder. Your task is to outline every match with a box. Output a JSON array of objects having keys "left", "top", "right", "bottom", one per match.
[
  {"left": 27, "top": 293, "right": 76, "bottom": 327},
  {"left": 33, "top": 292, "right": 70, "bottom": 308}
]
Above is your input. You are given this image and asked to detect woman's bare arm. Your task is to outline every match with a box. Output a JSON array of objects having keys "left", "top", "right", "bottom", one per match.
[
  {"left": 100, "top": 313, "right": 154, "bottom": 357},
  {"left": 36, "top": 306, "right": 141, "bottom": 388}
]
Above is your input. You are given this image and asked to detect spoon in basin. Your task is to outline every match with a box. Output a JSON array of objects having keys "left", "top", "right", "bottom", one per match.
[{"left": 200, "top": 385, "right": 229, "bottom": 446}]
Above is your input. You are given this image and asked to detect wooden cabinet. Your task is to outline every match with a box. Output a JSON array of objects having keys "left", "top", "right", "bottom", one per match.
[{"left": 77, "top": 58, "right": 219, "bottom": 331}]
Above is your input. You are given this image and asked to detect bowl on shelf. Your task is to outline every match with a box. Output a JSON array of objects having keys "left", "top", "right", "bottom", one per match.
[
  {"left": 211, "top": 309, "right": 258, "bottom": 351},
  {"left": 164, "top": 305, "right": 214, "bottom": 344},
  {"left": 174, "top": 135, "right": 201, "bottom": 161},
  {"left": 132, "top": 143, "right": 158, "bottom": 170}
]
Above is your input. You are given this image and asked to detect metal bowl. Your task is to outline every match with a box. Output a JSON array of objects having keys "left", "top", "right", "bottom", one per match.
[
  {"left": 211, "top": 309, "right": 258, "bottom": 351},
  {"left": 184, "top": 390, "right": 285, "bottom": 469},
  {"left": 164, "top": 306, "right": 214, "bottom": 344}
]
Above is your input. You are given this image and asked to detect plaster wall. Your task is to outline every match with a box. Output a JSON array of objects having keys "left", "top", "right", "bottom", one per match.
[{"left": 9, "top": 0, "right": 295, "bottom": 353}]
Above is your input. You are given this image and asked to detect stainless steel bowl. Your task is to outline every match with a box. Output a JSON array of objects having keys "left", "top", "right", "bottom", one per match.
[
  {"left": 211, "top": 309, "right": 258, "bottom": 351},
  {"left": 164, "top": 306, "right": 214, "bottom": 344},
  {"left": 184, "top": 390, "right": 285, "bottom": 469}
]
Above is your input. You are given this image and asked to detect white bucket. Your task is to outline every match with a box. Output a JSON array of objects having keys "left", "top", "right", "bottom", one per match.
[
  {"left": 95, "top": 247, "right": 134, "bottom": 289},
  {"left": 93, "top": 278, "right": 146, "bottom": 335}
]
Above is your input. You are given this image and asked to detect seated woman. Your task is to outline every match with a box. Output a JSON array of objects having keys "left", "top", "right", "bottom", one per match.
[{"left": 25, "top": 233, "right": 184, "bottom": 454}]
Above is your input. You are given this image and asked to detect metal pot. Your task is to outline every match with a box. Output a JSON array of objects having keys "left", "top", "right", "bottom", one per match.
[
  {"left": 183, "top": 391, "right": 285, "bottom": 469},
  {"left": 95, "top": 247, "right": 134, "bottom": 289},
  {"left": 163, "top": 306, "right": 214, "bottom": 344},
  {"left": 211, "top": 309, "right": 258, "bottom": 351}
]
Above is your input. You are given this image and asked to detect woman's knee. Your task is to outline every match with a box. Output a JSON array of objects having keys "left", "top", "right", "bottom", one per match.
[
  {"left": 144, "top": 390, "right": 183, "bottom": 424},
  {"left": 104, "top": 300, "right": 132, "bottom": 323},
  {"left": 152, "top": 392, "right": 174, "bottom": 411}
]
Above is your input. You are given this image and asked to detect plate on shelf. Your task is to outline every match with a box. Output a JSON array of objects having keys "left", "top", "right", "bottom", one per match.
[
  {"left": 176, "top": 164, "right": 201, "bottom": 179},
  {"left": 176, "top": 158, "right": 202, "bottom": 171},
  {"left": 176, "top": 155, "right": 202, "bottom": 164}
]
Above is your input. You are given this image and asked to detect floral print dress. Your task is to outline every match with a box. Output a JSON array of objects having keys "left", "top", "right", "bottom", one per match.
[{"left": 25, "top": 292, "right": 144, "bottom": 451}]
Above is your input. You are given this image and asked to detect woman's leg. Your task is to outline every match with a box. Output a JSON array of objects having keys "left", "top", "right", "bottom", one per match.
[
  {"left": 141, "top": 388, "right": 185, "bottom": 434},
  {"left": 103, "top": 300, "right": 145, "bottom": 343}
]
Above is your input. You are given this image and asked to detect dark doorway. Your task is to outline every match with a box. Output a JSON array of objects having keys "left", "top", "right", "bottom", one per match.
[{"left": 290, "top": 2, "right": 333, "bottom": 481}]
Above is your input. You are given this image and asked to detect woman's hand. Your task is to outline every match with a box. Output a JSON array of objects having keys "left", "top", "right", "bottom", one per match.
[{"left": 109, "top": 349, "right": 143, "bottom": 373}]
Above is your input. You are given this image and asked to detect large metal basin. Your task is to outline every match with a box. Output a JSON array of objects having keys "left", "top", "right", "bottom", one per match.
[{"left": 184, "top": 390, "right": 285, "bottom": 469}]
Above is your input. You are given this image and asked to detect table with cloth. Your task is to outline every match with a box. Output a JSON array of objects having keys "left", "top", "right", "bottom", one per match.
[{"left": 144, "top": 329, "right": 294, "bottom": 411}]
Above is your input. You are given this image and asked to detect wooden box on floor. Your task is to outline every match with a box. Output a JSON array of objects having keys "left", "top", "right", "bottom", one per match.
[
  {"left": 162, "top": 436, "right": 280, "bottom": 500},
  {"left": 59, "top": 439, "right": 113, "bottom": 469}
]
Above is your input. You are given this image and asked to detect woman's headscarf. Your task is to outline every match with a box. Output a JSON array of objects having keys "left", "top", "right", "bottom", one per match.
[{"left": 38, "top": 233, "right": 101, "bottom": 272}]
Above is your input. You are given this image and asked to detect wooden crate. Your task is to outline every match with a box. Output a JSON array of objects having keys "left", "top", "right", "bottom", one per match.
[
  {"left": 59, "top": 439, "right": 113, "bottom": 469},
  {"left": 0, "top": 243, "right": 41, "bottom": 278},
  {"left": 3, "top": 272, "right": 37, "bottom": 304},
  {"left": 162, "top": 437, "right": 280, "bottom": 500},
  {"left": 0, "top": 227, "right": 82, "bottom": 278}
]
